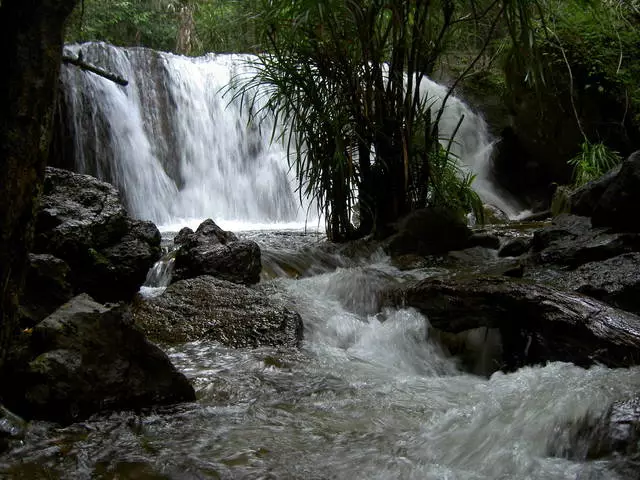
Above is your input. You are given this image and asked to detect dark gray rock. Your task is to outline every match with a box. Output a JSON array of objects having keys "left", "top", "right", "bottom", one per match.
[
  {"left": 532, "top": 214, "right": 640, "bottom": 268},
  {"left": 32, "top": 168, "right": 161, "bottom": 303},
  {"left": 542, "top": 253, "right": 640, "bottom": 315},
  {"left": 385, "top": 275, "right": 640, "bottom": 371},
  {"left": 383, "top": 208, "right": 471, "bottom": 257},
  {"left": 592, "top": 151, "right": 640, "bottom": 232},
  {"left": 0, "top": 405, "right": 26, "bottom": 454},
  {"left": 498, "top": 237, "right": 532, "bottom": 257},
  {"left": 549, "top": 397, "right": 640, "bottom": 477},
  {"left": 134, "top": 276, "right": 303, "bottom": 349},
  {"left": 570, "top": 164, "right": 621, "bottom": 217},
  {"left": 174, "top": 226, "right": 194, "bottom": 246},
  {"left": 172, "top": 219, "right": 260, "bottom": 285},
  {"left": 4, "top": 294, "right": 195, "bottom": 424},
  {"left": 469, "top": 233, "right": 501, "bottom": 250},
  {"left": 19, "top": 254, "right": 73, "bottom": 328}
]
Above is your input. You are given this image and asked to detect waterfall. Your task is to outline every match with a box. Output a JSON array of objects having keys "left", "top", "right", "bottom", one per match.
[
  {"left": 61, "top": 42, "right": 306, "bottom": 230},
  {"left": 60, "top": 42, "right": 520, "bottom": 229}
]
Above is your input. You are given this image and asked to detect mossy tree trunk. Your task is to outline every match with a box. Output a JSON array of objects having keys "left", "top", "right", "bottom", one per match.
[{"left": 0, "top": 0, "right": 78, "bottom": 373}]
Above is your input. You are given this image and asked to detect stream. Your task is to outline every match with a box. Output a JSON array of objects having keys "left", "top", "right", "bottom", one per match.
[{"left": 2, "top": 228, "right": 640, "bottom": 479}]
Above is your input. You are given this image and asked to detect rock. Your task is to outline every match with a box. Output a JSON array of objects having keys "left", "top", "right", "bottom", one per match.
[
  {"left": 385, "top": 275, "right": 640, "bottom": 371},
  {"left": 172, "top": 219, "right": 260, "bottom": 285},
  {"left": 482, "top": 204, "right": 510, "bottom": 224},
  {"left": 3, "top": 294, "right": 195, "bottom": 424},
  {"left": 549, "top": 397, "right": 640, "bottom": 476},
  {"left": 19, "top": 254, "right": 73, "bottom": 328},
  {"left": 133, "top": 276, "right": 303, "bottom": 349},
  {"left": 0, "top": 405, "right": 26, "bottom": 453},
  {"left": 550, "top": 185, "right": 571, "bottom": 217},
  {"left": 32, "top": 168, "right": 161, "bottom": 302},
  {"left": 498, "top": 237, "right": 532, "bottom": 257},
  {"left": 549, "top": 253, "right": 640, "bottom": 315},
  {"left": 569, "top": 164, "right": 621, "bottom": 217},
  {"left": 502, "top": 264, "right": 525, "bottom": 278},
  {"left": 469, "top": 232, "right": 501, "bottom": 250},
  {"left": 383, "top": 208, "right": 471, "bottom": 257},
  {"left": 531, "top": 214, "right": 640, "bottom": 268},
  {"left": 592, "top": 151, "right": 640, "bottom": 232},
  {"left": 174, "top": 227, "right": 194, "bottom": 246}
]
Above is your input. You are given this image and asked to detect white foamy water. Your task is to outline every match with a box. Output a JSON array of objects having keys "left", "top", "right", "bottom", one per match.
[{"left": 1, "top": 234, "right": 637, "bottom": 479}]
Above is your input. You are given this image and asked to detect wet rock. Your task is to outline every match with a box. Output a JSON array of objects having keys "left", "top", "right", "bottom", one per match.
[
  {"left": 18, "top": 254, "right": 73, "bottom": 328},
  {"left": 3, "top": 294, "right": 195, "bottom": 424},
  {"left": 385, "top": 275, "right": 640, "bottom": 371},
  {"left": 569, "top": 164, "right": 621, "bottom": 217},
  {"left": 592, "top": 150, "right": 640, "bottom": 232},
  {"left": 469, "top": 233, "right": 501, "bottom": 250},
  {"left": 133, "top": 276, "right": 303, "bottom": 348},
  {"left": 531, "top": 214, "right": 640, "bottom": 268},
  {"left": 0, "top": 405, "right": 26, "bottom": 453},
  {"left": 383, "top": 208, "right": 471, "bottom": 257},
  {"left": 498, "top": 237, "right": 532, "bottom": 257},
  {"left": 549, "top": 397, "right": 640, "bottom": 476},
  {"left": 32, "top": 168, "right": 161, "bottom": 303},
  {"left": 545, "top": 253, "right": 640, "bottom": 315},
  {"left": 172, "top": 219, "right": 260, "bottom": 285},
  {"left": 483, "top": 204, "right": 510, "bottom": 224},
  {"left": 174, "top": 226, "right": 194, "bottom": 246}
]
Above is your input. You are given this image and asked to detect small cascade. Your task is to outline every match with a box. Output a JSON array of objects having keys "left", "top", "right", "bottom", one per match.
[
  {"left": 417, "top": 78, "right": 522, "bottom": 217},
  {"left": 60, "top": 42, "right": 521, "bottom": 228}
]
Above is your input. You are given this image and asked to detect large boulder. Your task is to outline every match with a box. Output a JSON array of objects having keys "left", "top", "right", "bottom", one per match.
[
  {"left": 172, "top": 219, "right": 261, "bottom": 285},
  {"left": 532, "top": 253, "right": 640, "bottom": 315},
  {"left": 592, "top": 151, "right": 640, "bottom": 232},
  {"left": 3, "top": 294, "right": 195, "bottom": 424},
  {"left": 134, "top": 276, "right": 303, "bottom": 348},
  {"left": 569, "top": 164, "right": 621, "bottom": 217},
  {"left": 32, "top": 168, "right": 161, "bottom": 303},
  {"left": 498, "top": 237, "right": 532, "bottom": 257},
  {"left": 383, "top": 208, "right": 471, "bottom": 257},
  {"left": 531, "top": 214, "right": 640, "bottom": 268},
  {"left": 18, "top": 254, "right": 73, "bottom": 328},
  {"left": 385, "top": 275, "right": 640, "bottom": 371}
]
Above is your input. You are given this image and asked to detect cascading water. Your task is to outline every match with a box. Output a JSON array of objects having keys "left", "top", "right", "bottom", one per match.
[
  {"left": 60, "top": 42, "right": 520, "bottom": 229},
  {"left": 61, "top": 42, "right": 308, "bottom": 230},
  {"left": 1, "top": 235, "right": 638, "bottom": 478},
  {"left": 416, "top": 79, "right": 523, "bottom": 217}
]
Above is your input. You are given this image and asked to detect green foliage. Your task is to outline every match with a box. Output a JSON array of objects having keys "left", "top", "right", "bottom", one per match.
[
  {"left": 543, "top": 1, "right": 640, "bottom": 113},
  {"left": 568, "top": 140, "right": 622, "bottom": 187},
  {"left": 193, "top": 0, "right": 261, "bottom": 53},
  {"left": 66, "top": 0, "right": 181, "bottom": 51},
  {"left": 231, "top": 0, "right": 539, "bottom": 240},
  {"left": 427, "top": 147, "right": 485, "bottom": 224}
]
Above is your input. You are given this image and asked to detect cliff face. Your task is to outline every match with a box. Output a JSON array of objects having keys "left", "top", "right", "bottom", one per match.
[{"left": 0, "top": 0, "right": 79, "bottom": 372}]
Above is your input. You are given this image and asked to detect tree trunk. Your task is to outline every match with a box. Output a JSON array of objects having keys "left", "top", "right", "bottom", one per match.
[{"left": 0, "top": 0, "right": 79, "bottom": 373}]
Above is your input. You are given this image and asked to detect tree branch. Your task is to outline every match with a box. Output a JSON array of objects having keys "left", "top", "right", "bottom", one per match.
[{"left": 62, "top": 54, "right": 128, "bottom": 86}]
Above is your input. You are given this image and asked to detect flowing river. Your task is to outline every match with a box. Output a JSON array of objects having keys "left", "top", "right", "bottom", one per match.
[{"left": 2, "top": 229, "right": 640, "bottom": 479}]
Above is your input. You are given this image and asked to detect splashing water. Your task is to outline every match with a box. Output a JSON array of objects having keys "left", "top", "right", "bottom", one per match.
[{"left": 2, "top": 234, "right": 638, "bottom": 479}]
